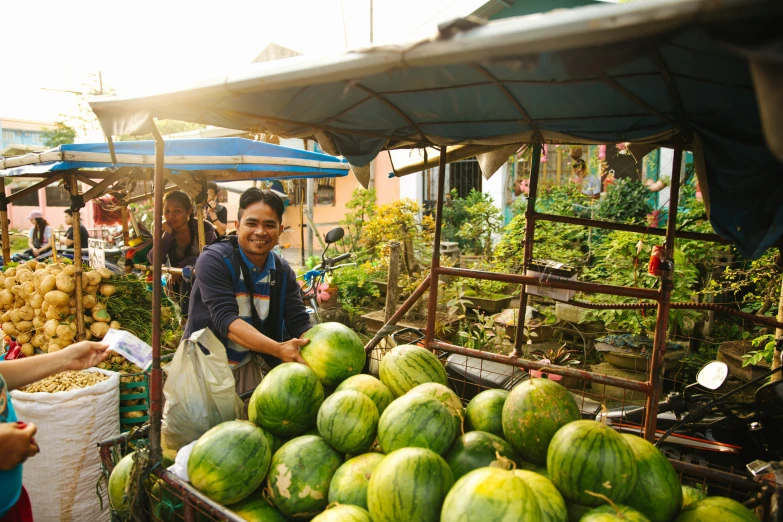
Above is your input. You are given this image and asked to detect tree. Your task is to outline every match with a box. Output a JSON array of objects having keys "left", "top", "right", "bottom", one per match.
[{"left": 41, "top": 122, "right": 77, "bottom": 147}]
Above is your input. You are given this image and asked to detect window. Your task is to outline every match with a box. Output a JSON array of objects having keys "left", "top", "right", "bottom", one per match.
[
  {"left": 2, "top": 131, "right": 13, "bottom": 142},
  {"left": 45, "top": 185, "right": 71, "bottom": 207},
  {"left": 449, "top": 158, "right": 482, "bottom": 199},
  {"left": 276, "top": 179, "right": 336, "bottom": 207},
  {"left": 10, "top": 184, "right": 40, "bottom": 207}
]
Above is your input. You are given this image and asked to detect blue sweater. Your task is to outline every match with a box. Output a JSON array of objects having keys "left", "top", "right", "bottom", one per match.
[{"left": 184, "top": 240, "right": 311, "bottom": 365}]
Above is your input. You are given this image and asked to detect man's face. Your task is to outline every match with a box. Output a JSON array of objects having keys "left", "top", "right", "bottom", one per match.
[
  {"left": 64, "top": 213, "right": 73, "bottom": 226},
  {"left": 237, "top": 201, "right": 283, "bottom": 259},
  {"left": 207, "top": 189, "right": 218, "bottom": 203}
]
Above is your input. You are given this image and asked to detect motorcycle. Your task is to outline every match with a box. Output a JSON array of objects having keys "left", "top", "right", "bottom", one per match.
[{"left": 298, "top": 227, "right": 353, "bottom": 325}]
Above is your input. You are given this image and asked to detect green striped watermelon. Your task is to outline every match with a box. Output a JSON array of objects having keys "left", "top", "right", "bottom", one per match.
[
  {"left": 408, "top": 382, "right": 464, "bottom": 434},
  {"left": 621, "top": 433, "right": 682, "bottom": 522},
  {"left": 379, "top": 344, "right": 447, "bottom": 397},
  {"left": 328, "top": 452, "right": 385, "bottom": 510},
  {"left": 311, "top": 504, "right": 373, "bottom": 522},
  {"left": 335, "top": 374, "right": 395, "bottom": 415},
  {"left": 108, "top": 452, "right": 135, "bottom": 516},
  {"left": 248, "top": 362, "right": 324, "bottom": 437},
  {"left": 441, "top": 467, "right": 542, "bottom": 521},
  {"left": 547, "top": 420, "right": 638, "bottom": 507},
  {"left": 317, "top": 390, "right": 379, "bottom": 453},
  {"left": 367, "top": 448, "right": 454, "bottom": 522},
  {"left": 674, "top": 496, "right": 759, "bottom": 522},
  {"left": 513, "top": 469, "right": 568, "bottom": 522},
  {"left": 266, "top": 435, "right": 343, "bottom": 519},
  {"left": 465, "top": 389, "right": 508, "bottom": 438},
  {"left": 187, "top": 421, "right": 272, "bottom": 505},
  {"left": 377, "top": 393, "right": 456, "bottom": 455},
  {"left": 681, "top": 486, "right": 707, "bottom": 509},
  {"left": 502, "top": 378, "right": 581, "bottom": 465},
  {"left": 301, "top": 322, "right": 366, "bottom": 387},
  {"left": 228, "top": 494, "right": 287, "bottom": 522},
  {"left": 581, "top": 504, "right": 651, "bottom": 521},
  {"left": 444, "top": 431, "right": 519, "bottom": 479}
]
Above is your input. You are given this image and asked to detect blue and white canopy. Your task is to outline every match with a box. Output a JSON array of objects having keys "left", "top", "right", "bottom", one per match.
[{"left": 0, "top": 138, "right": 350, "bottom": 180}]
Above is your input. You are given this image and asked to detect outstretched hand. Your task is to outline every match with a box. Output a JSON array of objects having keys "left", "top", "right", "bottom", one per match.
[
  {"left": 277, "top": 337, "right": 310, "bottom": 365},
  {"left": 58, "top": 341, "right": 111, "bottom": 371}
]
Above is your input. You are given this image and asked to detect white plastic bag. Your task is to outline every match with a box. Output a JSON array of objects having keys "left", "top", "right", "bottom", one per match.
[
  {"left": 161, "top": 328, "right": 243, "bottom": 451},
  {"left": 11, "top": 368, "right": 120, "bottom": 522}
]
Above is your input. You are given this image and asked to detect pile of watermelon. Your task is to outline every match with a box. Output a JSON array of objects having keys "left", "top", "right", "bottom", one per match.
[{"left": 108, "top": 322, "right": 761, "bottom": 522}]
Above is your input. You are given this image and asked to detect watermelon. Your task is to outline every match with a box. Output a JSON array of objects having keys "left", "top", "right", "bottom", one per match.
[
  {"left": 266, "top": 435, "right": 343, "bottom": 519},
  {"left": 377, "top": 393, "right": 456, "bottom": 455},
  {"left": 502, "top": 378, "right": 581, "bottom": 465},
  {"left": 335, "top": 374, "right": 395, "bottom": 415},
  {"left": 674, "top": 496, "right": 759, "bottom": 522},
  {"left": 229, "top": 494, "right": 287, "bottom": 522},
  {"left": 301, "top": 322, "right": 366, "bottom": 386},
  {"left": 465, "top": 389, "right": 508, "bottom": 438},
  {"left": 317, "top": 390, "right": 379, "bottom": 453},
  {"left": 248, "top": 362, "right": 324, "bottom": 437},
  {"left": 108, "top": 452, "right": 135, "bottom": 516},
  {"left": 408, "top": 382, "right": 464, "bottom": 434},
  {"left": 547, "top": 420, "right": 638, "bottom": 507},
  {"left": 150, "top": 479, "right": 182, "bottom": 522},
  {"left": 621, "top": 433, "right": 683, "bottom": 522},
  {"left": 513, "top": 469, "right": 568, "bottom": 522},
  {"left": 441, "top": 467, "right": 542, "bottom": 521},
  {"left": 581, "top": 504, "right": 652, "bottom": 522},
  {"left": 379, "top": 344, "right": 448, "bottom": 397},
  {"left": 311, "top": 504, "right": 373, "bottom": 522},
  {"left": 367, "top": 448, "right": 454, "bottom": 522},
  {"left": 328, "top": 452, "right": 385, "bottom": 510},
  {"left": 263, "top": 429, "right": 283, "bottom": 456},
  {"left": 681, "top": 486, "right": 707, "bottom": 509},
  {"left": 444, "top": 431, "right": 519, "bottom": 479},
  {"left": 187, "top": 420, "right": 272, "bottom": 504}
]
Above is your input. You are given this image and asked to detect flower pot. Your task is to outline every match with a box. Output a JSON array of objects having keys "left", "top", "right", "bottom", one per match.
[
  {"left": 371, "top": 280, "right": 404, "bottom": 298},
  {"left": 464, "top": 294, "right": 514, "bottom": 314},
  {"left": 459, "top": 254, "right": 485, "bottom": 268},
  {"left": 718, "top": 340, "right": 770, "bottom": 382}
]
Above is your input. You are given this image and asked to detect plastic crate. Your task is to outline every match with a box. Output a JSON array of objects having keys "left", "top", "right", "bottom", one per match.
[{"left": 119, "top": 372, "right": 150, "bottom": 432}]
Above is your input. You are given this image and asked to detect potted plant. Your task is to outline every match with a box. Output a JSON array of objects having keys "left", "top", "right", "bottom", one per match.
[
  {"left": 459, "top": 261, "right": 516, "bottom": 314},
  {"left": 457, "top": 191, "right": 502, "bottom": 266},
  {"left": 528, "top": 345, "right": 585, "bottom": 389}
]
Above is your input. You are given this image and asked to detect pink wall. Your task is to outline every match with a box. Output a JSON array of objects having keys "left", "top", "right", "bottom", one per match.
[{"left": 9, "top": 185, "right": 97, "bottom": 239}]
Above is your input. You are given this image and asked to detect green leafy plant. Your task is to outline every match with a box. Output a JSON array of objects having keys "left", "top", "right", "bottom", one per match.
[
  {"left": 530, "top": 345, "right": 582, "bottom": 366},
  {"left": 458, "top": 194, "right": 503, "bottom": 256},
  {"left": 595, "top": 178, "right": 653, "bottom": 224},
  {"left": 328, "top": 263, "right": 380, "bottom": 316},
  {"left": 742, "top": 333, "right": 776, "bottom": 367},
  {"left": 339, "top": 187, "right": 377, "bottom": 256}
]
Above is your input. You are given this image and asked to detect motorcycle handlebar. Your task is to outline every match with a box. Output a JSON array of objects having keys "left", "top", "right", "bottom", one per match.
[{"left": 325, "top": 252, "right": 352, "bottom": 265}]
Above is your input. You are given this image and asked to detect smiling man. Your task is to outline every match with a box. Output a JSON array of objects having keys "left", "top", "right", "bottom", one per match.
[{"left": 184, "top": 188, "right": 312, "bottom": 394}]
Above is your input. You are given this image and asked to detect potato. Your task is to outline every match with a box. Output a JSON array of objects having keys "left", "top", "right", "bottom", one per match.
[
  {"left": 45, "top": 307, "right": 64, "bottom": 321},
  {"left": 85, "top": 330, "right": 93, "bottom": 340},
  {"left": 44, "top": 290, "right": 70, "bottom": 307},
  {"left": 4, "top": 277, "right": 16, "bottom": 290},
  {"left": 55, "top": 273, "right": 75, "bottom": 293},
  {"left": 85, "top": 284, "right": 98, "bottom": 295},
  {"left": 100, "top": 284, "right": 116, "bottom": 297},
  {"left": 56, "top": 324, "right": 74, "bottom": 340},
  {"left": 29, "top": 292, "right": 44, "bottom": 310},
  {"left": 92, "top": 309, "right": 111, "bottom": 323},
  {"left": 2, "top": 322, "right": 15, "bottom": 336},
  {"left": 92, "top": 302, "right": 106, "bottom": 312},
  {"left": 110, "top": 320, "right": 121, "bottom": 330},
  {"left": 47, "top": 341, "right": 62, "bottom": 353},
  {"left": 20, "top": 343, "right": 35, "bottom": 357},
  {"left": 16, "top": 331, "right": 32, "bottom": 344},
  {"left": 40, "top": 275, "right": 56, "bottom": 294},
  {"left": 33, "top": 307, "right": 43, "bottom": 318},
  {"left": 86, "top": 271, "right": 102, "bottom": 286},
  {"left": 97, "top": 267, "right": 113, "bottom": 280},
  {"left": 0, "top": 312, "right": 10, "bottom": 323},
  {"left": 0, "top": 274, "right": 5, "bottom": 286},
  {"left": 4, "top": 268, "right": 15, "bottom": 277},
  {"left": 32, "top": 316, "right": 46, "bottom": 330},
  {"left": 19, "top": 305, "right": 35, "bottom": 321},
  {"left": 31, "top": 333, "right": 47, "bottom": 348},
  {"left": 21, "top": 281, "right": 34, "bottom": 295},
  {"left": 0, "top": 290, "right": 11, "bottom": 306},
  {"left": 63, "top": 264, "right": 76, "bottom": 276},
  {"left": 90, "top": 322, "right": 109, "bottom": 338},
  {"left": 58, "top": 305, "right": 71, "bottom": 317},
  {"left": 35, "top": 262, "right": 47, "bottom": 271},
  {"left": 9, "top": 309, "right": 20, "bottom": 323},
  {"left": 82, "top": 294, "right": 97, "bottom": 309},
  {"left": 69, "top": 307, "right": 77, "bottom": 316},
  {"left": 18, "top": 271, "right": 34, "bottom": 284},
  {"left": 44, "top": 319, "right": 59, "bottom": 337},
  {"left": 16, "top": 321, "right": 33, "bottom": 333}
]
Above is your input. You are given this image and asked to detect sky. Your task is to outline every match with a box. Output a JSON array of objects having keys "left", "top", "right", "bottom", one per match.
[{"left": 0, "top": 0, "right": 484, "bottom": 127}]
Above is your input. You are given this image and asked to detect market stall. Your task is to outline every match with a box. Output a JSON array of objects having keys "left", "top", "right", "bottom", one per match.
[{"left": 87, "top": 0, "right": 783, "bottom": 519}]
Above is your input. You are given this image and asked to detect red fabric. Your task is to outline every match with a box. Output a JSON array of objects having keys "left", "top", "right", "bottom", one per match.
[
  {"left": 91, "top": 195, "right": 125, "bottom": 226},
  {"left": 1, "top": 487, "right": 33, "bottom": 522}
]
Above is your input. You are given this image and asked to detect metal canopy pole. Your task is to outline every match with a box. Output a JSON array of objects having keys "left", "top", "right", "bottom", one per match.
[
  {"left": 425, "top": 149, "right": 448, "bottom": 347},
  {"left": 149, "top": 123, "right": 165, "bottom": 463},
  {"left": 643, "top": 145, "right": 682, "bottom": 443},
  {"left": 69, "top": 174, "right": 85, "bottom": 340},
  {"left": 0, "top": 178, "right": 9, "bottom": 265},
  {"left": 512, "top": 143, "right": 542, "bottom": 355}
]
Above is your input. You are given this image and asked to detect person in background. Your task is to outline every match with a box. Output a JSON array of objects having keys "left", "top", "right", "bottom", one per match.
[
  {"left": 24, "top": 211, "right": 52, "bottom": 259},
  {"left": 148, "top": 191, "right": 216, "bottom": 315},
  {"left": 184, "top": 188, "right": 311, "bottom": 394},
  {"left": 62, "top": 209, "right": 89, "bottom": 249},
  {"left": 573, "top": 159, "right": 602, "bottom": 198},
  {"left": 205, "top": 182, "right": 228, "bottom": 238},
  {"left": 0, "top": 341, "right": 110, "bottom": 520}
]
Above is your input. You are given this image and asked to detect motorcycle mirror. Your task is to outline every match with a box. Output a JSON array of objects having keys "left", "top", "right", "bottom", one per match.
[
  {"left": 696, "top": 361, "right": 729, "bottom": 390},
  {"left": 324, "top": 227, "right": 344, "bottom": 244}
]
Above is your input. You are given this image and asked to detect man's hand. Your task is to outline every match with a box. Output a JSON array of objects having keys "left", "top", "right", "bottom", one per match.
[
  {"left": 0, "top": 422, "right": 39, "bottom": 470},
  {"left": 58, "top": 341, "right": 110, "bottom": 371},
  {"left": 276, "top": 338, "right": 310, "bottom": 364}
]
